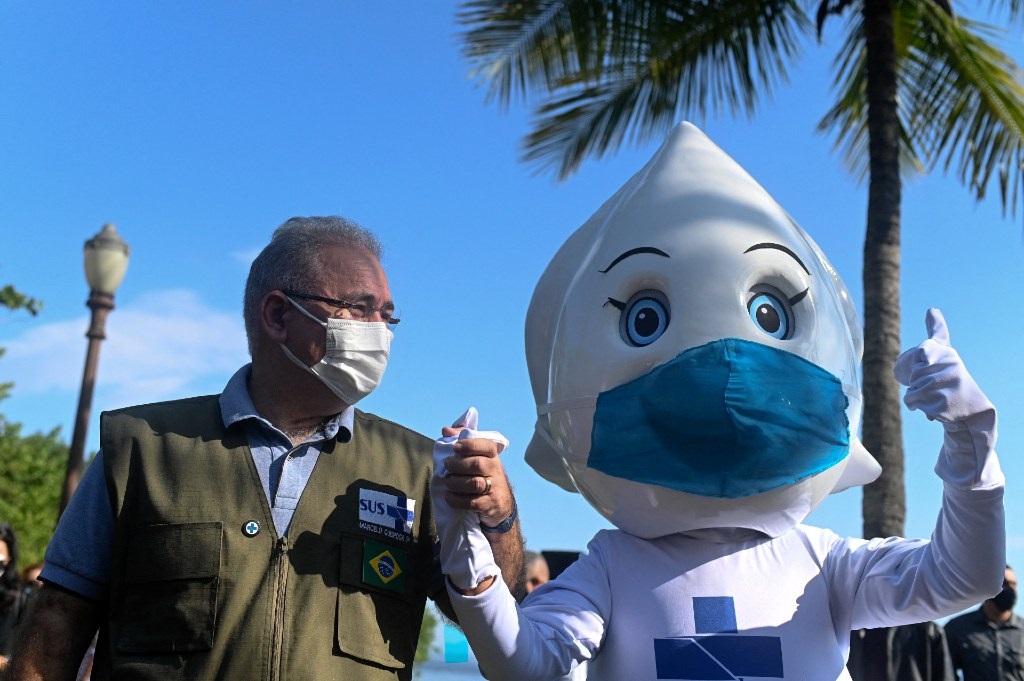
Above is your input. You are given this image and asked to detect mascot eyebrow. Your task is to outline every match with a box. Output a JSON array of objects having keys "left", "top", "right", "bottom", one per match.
[
  {"left": 744, "top": 242, "right": 811, "bottom": 275},
  {"left": 598, "top": 246, "right": 671, "bottom": 273}
]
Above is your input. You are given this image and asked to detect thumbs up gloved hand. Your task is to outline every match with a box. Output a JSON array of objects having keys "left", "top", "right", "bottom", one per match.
[
  {"left": 431, "top": 408, "right": 511, "bottom": 592},
  {"left": 893, "top": 309, "right": 1000, "bottom": 489}
]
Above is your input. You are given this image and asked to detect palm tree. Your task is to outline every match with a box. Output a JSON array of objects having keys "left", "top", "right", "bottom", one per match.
[{"left": 457, "top": 0, "right": 1024, "bottom": 540}]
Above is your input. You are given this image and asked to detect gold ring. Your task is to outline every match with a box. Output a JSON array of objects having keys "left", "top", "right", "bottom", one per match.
[{"left": 484, "top": 476, "right": 492, "bottom": 494}]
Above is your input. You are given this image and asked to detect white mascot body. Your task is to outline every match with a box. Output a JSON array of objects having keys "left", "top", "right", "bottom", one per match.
[{"left": 433, "top": 123, "right": 1005, "bottom": 680}]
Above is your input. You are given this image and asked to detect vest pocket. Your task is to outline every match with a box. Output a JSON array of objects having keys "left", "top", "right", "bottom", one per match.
[
  {"left": 115, "top": 521, "right": 222, "bottom": 653},
  {"left": 335, "top": 532, "right": 416, "bottom": 669}
]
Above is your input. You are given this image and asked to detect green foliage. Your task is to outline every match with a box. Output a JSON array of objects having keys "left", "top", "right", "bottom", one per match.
[
  {"left": 0, "top": 348, "right": 10, "bottom": 404},
  {"left": 0, "top": 416, "right": 67, "bottom": 566},
  {"left": 460, "top": 0, "right": 810, "bottom": 179},
  {"left": 459, "top": 0, "right": 1024, "bottom": 201},
  {"left": 0, "top": 284, "right": 43, "bottom": 317},
  {"left": 1, "top": 284, "right": 43, "bottom": 400},
  {"left": 415, "top": 606, "right": 441, "bottom": 670},
  {"left": 817, "top": 1, "right": 1024, "bottom": 206}
]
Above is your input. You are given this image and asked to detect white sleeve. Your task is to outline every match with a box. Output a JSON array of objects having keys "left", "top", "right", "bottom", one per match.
[
  {"left": 825, "top": 422, "right": 1005, "bottom": 631},
  {"left": 447, "top": 538, "right": 610, "bottom": 681}
]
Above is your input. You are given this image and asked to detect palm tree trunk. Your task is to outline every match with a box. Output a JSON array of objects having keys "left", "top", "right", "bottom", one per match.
[{"left": 860, "top": 0, "right": 906, "bottom": 540}]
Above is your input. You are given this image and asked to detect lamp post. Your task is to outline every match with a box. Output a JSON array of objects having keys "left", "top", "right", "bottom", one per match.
[{"left": 59, "top": 223, "right": 130, "bottom": 516}]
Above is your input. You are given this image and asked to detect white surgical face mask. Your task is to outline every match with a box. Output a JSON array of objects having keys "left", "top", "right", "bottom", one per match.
[{"left": 280, "top": 296, "right": 393, "bottom": 405}]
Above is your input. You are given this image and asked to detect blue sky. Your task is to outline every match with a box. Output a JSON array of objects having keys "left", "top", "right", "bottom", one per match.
[{"left": 1, "top": 0, "right": 1021, "bottom": 632}]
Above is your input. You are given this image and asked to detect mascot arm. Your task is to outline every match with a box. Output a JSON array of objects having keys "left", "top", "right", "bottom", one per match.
[
  {"left": 827, "top": 478, "right": 1004, "bottom": 631},
  {"left": 431, "top": 412, "right": 604, "bottom": 679},
  {"left": 446, "top": 540, "right": 608, "bottom": 681},
  {"left": 826, "top": 309, "right": 1005, "bottom": 631}
]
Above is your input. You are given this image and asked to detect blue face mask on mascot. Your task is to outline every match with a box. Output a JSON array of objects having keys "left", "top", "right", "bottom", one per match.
[{"left": 587, "top": 338, "right": 850, "bottom": 499}]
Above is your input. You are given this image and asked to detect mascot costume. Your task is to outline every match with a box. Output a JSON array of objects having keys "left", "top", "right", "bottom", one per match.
[{"left": 431, "top": 123, "right": 1005, "bottom": 680}]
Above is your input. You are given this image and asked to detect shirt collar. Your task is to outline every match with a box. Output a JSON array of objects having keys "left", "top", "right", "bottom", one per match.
[{"left": 219, "top": 364, "right": 354, "bottom": 444}]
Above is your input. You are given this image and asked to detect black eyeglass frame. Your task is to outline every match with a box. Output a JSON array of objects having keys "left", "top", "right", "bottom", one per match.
[{"left": 281, "top": 289, "right": 400, "bottom": 326}]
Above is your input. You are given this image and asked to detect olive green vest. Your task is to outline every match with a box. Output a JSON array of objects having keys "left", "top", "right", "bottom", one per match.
[{"left": 95, "top": 395, "right": 443, "bottom": 681}]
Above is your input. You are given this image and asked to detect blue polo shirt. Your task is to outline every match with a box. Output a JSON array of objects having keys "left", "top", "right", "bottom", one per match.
[{"left": 41, "top": 365, "right": 353, "bottom": 601}]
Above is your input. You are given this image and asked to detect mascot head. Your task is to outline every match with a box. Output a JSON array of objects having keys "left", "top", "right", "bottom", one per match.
[{"left": 524, "top": 123, "right": 880, "bottom": 539}]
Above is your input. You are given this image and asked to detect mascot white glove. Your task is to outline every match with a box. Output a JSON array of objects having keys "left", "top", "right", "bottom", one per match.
[
  {"left": 894, "top": 308, "right": 1000, "bottom": 488},
  {"left": 431, "top": 407, "right": 509, "bottom": 590}
]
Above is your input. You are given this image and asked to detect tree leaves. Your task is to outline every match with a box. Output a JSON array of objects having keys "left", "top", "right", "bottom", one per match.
[
  {"left": 0, "top": 285, "right": 43, "bottom": 317},
  {"left": 0, "top": 416, "right": 67, "bottom": 567},
  {"left": 458, "top": 0, "right": 808, "bottom": 179}
]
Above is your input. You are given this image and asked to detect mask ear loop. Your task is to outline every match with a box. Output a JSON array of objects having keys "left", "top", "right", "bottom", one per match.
[
  {"left": 279, "top": 296, "right": 344, "bottom": 399},
  {"left": 534, "top": 397, "right": 596, "bottom": 468},
  {"left": 284, "top": 295, "right": 328, "bottom": 327},
  {"left": 536, "top": 396, "right": 597, "bottom": 416},
  {"left": 527, "top": 418, "right": 580, "bottom": 493}
]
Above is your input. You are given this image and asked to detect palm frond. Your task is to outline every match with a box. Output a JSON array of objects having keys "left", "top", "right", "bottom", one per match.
[
  {"left": 815, "top": 9, "right": 922, "bottom": 183},
  {"left": 902, "top": 2, "right": 1024, "bottom": 214},
  {"left": 522, "top": 69, "right": 680, "bottom": 178},
  {"left": 458, "top": 1, "right": 680, "bottom": 108},
  {"left": 971, "top": 0, "right": 1024, "bottom": 26},
  {"left": 460, "top": 0, "right": 810, "bottom": 178}
]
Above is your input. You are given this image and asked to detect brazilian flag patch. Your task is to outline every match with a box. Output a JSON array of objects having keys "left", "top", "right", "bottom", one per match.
[{"left": 362, "top": 539, "right": 407, "bottom": 593}]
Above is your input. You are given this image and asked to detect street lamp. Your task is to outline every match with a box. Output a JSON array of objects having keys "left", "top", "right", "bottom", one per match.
[{"left": 59, "top": 223, "right": 130, "bottom": 516}]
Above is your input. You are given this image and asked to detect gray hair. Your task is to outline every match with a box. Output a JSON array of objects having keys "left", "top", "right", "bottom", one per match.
[{"left": 243, "top": 216, "right": 384, "bottom": 355}]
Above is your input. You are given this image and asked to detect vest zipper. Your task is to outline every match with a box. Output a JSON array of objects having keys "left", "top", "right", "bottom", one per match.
[{"left": 269, "top": 535, "right": 290, "bottom": 681}]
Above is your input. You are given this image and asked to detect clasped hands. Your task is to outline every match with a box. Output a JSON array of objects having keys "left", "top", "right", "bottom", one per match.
[{"left": 431, "top": 407, "right": 515, "bottom": 593}]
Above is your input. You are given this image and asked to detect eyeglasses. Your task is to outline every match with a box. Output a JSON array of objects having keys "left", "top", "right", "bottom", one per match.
[{"left": 282, "top": 290, "right": 401, "bottom": 326}]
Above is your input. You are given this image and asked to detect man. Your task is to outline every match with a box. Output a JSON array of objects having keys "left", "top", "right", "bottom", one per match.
[
  {"left": 944, "top": 565, "right": 1023, "bottom": 681},
  {"left": 4, "top": 216, "right": 524, "bottom": 680}
]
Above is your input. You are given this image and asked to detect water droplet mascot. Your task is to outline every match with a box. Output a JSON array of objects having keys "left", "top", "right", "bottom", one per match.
[{"left": 432, "top": 123, "right": 1005, "bottom": 680}]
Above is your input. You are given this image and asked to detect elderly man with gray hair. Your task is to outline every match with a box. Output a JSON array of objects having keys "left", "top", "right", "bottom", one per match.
[{"left": 6, "top": 216, "right": 524, "bottom": 681}]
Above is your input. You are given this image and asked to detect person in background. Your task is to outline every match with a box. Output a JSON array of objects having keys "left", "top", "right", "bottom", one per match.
[
  {"left": 524, "top": 551, "right": 550, "bottom": 595},
  {"left": 4, "top": 216, "right": 525, "bottom": 680},
  {"left": 0, "top": 523, "right": 30, "bottom": 672},
  {"left": 944, "top": 565, "right": 1023, "bottom": 681},
  {"left": 848, "top": 622, "right": 955, "bottom": 681}
]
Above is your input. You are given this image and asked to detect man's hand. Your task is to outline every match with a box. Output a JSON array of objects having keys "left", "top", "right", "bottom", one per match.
[
  {"left": 440, "top": 410, "right": 516, "bottom": 529},
  {"left": 431, "top": 409, "right": 525, "bottom": 599}
]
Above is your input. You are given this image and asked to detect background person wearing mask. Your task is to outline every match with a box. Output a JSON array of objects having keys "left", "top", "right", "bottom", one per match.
[
  {"left": 944, "top": 565, "right": 1023, "bottom": 680},
  {"left": 4, "top": 216, "right": 524, "bottom": 680},
  {"left": 0, "top": 523, "right": 30, "bottom": 672}
]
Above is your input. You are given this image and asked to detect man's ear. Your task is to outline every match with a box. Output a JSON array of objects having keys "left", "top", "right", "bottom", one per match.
[{"left": 261, "top": 291, "right": 291, "bottom": 344}]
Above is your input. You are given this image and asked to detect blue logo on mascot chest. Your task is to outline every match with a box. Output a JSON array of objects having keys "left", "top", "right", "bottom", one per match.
[{"left": 654, "top": 597, "right": 783, "bottom": 679}]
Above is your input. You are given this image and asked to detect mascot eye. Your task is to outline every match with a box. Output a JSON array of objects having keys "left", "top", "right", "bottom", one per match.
[
  {"left": 617, "top": 289, "right": 670, "bottom": 347},
  {"left": 747, "top": 289, "right": 793, "bottom": 340}
]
